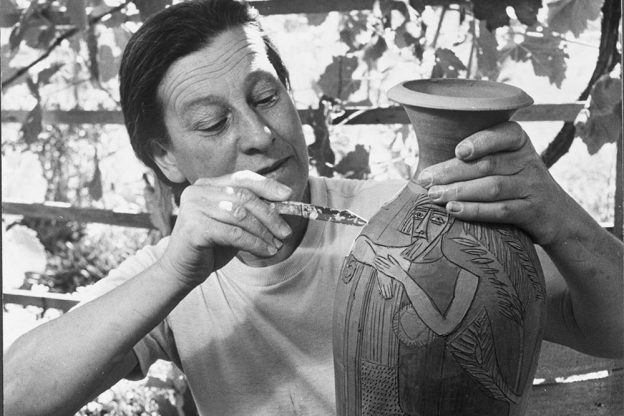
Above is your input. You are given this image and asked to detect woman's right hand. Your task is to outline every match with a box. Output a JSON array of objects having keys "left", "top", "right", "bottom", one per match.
[{"left": 157, "top": 170, "right": 294, "bottom": 286}]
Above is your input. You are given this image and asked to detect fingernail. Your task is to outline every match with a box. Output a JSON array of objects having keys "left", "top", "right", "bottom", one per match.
[
  {"left": 428, "top": 187, "right": 442, "bottom": 201},
  {"left": 277, "top": 184, "right": 292, "bottom": 197},
  {"left": 456, "top": 143, "right": 473, "bottom": 159},
  {"left": 447, "top": 201, "right": 463, "bottom": 214},
  {"left": 273, "top": 238, "right": 283, "bottom": 249},
  {"left": 279, "top": 223, "right": 292, "bottom": 238},
  {"left": 416, "top": 170, "right": 433, "bottom": 188},
  {"left": 267, "top": 245, "right": 278, "bottom": 255}
]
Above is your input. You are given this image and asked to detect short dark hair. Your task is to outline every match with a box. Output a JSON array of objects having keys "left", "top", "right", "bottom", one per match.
[{"left": 119, "top": 0, "right": 290, "bottom": 196}]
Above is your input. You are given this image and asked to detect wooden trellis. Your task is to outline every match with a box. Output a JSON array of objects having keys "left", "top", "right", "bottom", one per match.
[{"left": 1, "top": 1, "right": 622, "bottom": 415}]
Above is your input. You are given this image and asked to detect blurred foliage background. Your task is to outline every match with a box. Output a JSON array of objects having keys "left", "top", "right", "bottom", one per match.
[{"left": 1, "top": 0, "right": 621, "bottom": 414}]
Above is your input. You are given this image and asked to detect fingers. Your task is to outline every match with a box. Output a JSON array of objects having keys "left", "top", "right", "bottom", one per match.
[
  {"left": 455, "top": 121, "right": 528, "bottom": 161},
  {"left": 196, "top": 170, "right": 292, "bottom": 201},
  {"left": 176, "top": 170, "right": 294, "bottom": 257},
  {"left": 443, "top": 199, "right": 536, "bottom": 228},
  {"left": 427, "top": 176, "right": 528, "bottom": 204},
  {"left": 198, "top": 216, "right": 282, "bottom": 257},
  {"left": 415, "top": 122, "right": 535, "bottom": 189},
  {"left": 219, "top": 185, "right": 293, "bottom": 240}
]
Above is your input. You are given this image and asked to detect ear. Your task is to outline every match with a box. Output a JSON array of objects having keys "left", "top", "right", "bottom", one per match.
[{"left": 150, "top": 140, "right": 186, "bottom": 184}]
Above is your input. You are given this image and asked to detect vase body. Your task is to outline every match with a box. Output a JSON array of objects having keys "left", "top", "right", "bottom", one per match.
[{"left": 333, "top": 79, "right": 546, "bottom": 416}]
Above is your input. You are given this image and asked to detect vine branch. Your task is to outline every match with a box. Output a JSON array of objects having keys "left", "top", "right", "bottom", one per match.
[
  {"left": 1, "top": 1, "right": 132, "bottom": 90},
  {"left": 540, "top": 0, "right": 621, "bottom": 168}
]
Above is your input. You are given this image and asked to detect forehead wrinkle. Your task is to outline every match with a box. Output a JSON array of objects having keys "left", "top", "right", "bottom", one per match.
[
  {"left": 163, "top": 36, "right": 260, "bottom": 97},
  {"left": 168, "top": 49, "right": 260, "bottom": 116}
]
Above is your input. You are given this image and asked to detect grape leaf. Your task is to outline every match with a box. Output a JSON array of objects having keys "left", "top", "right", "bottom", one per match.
[
  {"left": 1, "top": 43, "right": 19, "bottom": 82},
  {"left": 334, "top": 144, "right": 370, "bottom": 179},
  {"left": 476, "top": 21, "right": 499, "bottom": 80},
  {"left": 8, "top": 0, "right": 38, "bottom": 51},
  {"left": 409, "top": 0, "right": 426, "bottom": 14},
  {"left": 67, "top": 0, "right": 87, "bottom": 30},
  {"left": 395, "top": 21, "right": 425, "bottom": 60},
  {"left": 363, "top": 35, "right": 388, "bottom": 67},
  {"left": 37, "top": 63, "right": 63, "bottom": 85},
  {"left": 307, "top": 13, "right": 328, "bottom": 26},
  {"left": 472, "top": 0, "right": 542, "bottom": 31},
  {"left": 98, "top": 44, "right": 118, "bottom": 82},
  {"left": 133, "top": 0, "right": 172, "bottom": 21},
  {"left": 547, "top": 0, "right": 602, "bottom": 38},
  {"left": 88, "top": 151, "right": 103, "bottom": 201},
  {"left": 317, "top": 55, "right": 361, "bottom": 101},
  {"left": 20, "top": 103, "right": 42, "bottom": 145},
  {"left": 505, "top": 31, "right": 568, "bottom": 87},
  {"left": 431, "top": 48, "right": 467, "bottom": 78},
  {"left": 339, "top": 12, "right": 369, "bottom": 52},
  {"left": 575, "top": 74, "right": 622, "bottom": 154}
]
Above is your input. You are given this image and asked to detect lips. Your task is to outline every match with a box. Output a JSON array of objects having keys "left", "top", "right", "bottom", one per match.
[{"left": 256, "top": 157, "right": 289, "bottom": 176}]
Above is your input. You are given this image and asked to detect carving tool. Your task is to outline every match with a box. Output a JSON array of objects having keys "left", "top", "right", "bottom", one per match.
[{"left": 269, "top": 201, "right": 367, "bottom": 227}]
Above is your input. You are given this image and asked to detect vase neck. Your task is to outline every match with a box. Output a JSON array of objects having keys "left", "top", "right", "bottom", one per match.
[{"left": 413, "top": 135, "right": 460, "bottom": 177}]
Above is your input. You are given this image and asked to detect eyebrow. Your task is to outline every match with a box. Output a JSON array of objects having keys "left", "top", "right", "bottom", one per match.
[
  {"left": 180, "top": 70, "right": 279, "bottom": 115},
  {"left": 180, "top": 95, "right": 227, "bottom": 115}
]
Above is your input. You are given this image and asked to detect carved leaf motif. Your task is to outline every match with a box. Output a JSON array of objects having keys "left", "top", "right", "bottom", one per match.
[
  {"left": 452, "top": 236, "right": 481, "bottom": 248},
  {"left": 453, "top": 228, "right": 526, "bottom": 325},
  {"left": 462, "top": 248, "right": 488, "bottom": 256},
  {"left": 449, "top": 309, "right": 520, "bottom": 403}
]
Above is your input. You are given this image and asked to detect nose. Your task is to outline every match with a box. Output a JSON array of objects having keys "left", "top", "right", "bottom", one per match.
[
  {"left": 413, "top": 209, "right": 432, "bottom": 239},
  {"left": 238, "top": 110, "right": 275, "bottom": 154}
]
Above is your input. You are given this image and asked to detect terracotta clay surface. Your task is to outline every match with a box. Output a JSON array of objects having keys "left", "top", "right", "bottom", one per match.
[{"left": 333, "top": 79, "right": 545, "bottom": 416}]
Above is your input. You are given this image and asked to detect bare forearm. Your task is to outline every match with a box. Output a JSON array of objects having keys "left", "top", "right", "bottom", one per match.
[
  {"left": 542, "top": 204, "right": 624, "bottom": 358},
  {"left": 3, "top": 261, "right": 195, "bottom": 416}
]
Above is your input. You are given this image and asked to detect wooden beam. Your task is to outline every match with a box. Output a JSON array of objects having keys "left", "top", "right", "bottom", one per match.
[
  {"left": 526, "top": 369, "right": 623, "bottom": 416},
  {"left": 2, "top": 201, "right": 157, "bottom": 229},
  {"left": 1, "top": 103, "right": 585, "bottom": 127},
  {"left": 535, "top": 341, "right": 619, "bottom": 379},
  {"left": 0, "top": 1, "right": 464, "bottom": 27},
  {"left": 3, "top": 288, "right": 80, "bottom": 312},
  {"left": 614, "top": 132, "right": 623, "bottom": 240},
  {"left": 2, "top": 201, "right": 615, "bottom": 236}
]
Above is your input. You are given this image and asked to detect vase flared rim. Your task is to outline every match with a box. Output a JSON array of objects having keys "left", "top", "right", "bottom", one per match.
[{"left": 387, "top": 79, "right": 534, "bottom": 111}]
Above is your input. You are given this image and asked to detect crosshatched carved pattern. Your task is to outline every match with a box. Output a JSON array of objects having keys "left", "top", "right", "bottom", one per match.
[{"left": 360, "top": 360, "right": 405, "bottom": 416}]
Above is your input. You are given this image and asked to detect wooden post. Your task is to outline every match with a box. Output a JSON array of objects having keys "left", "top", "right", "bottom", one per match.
[{"left": 615, "top": 131, "right": 623, "bottom": 240}]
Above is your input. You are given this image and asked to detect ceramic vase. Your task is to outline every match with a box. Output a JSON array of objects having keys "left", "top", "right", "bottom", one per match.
[{"left": 333, "top": 79, "right": 546, "bottom": 416}]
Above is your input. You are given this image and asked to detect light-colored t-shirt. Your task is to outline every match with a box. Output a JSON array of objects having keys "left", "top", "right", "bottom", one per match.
[{"left": 85, "top": 176, "right": 405, "bottom": 415}]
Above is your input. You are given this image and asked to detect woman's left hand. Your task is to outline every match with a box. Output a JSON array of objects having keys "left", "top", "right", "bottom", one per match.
[{"left": 415, "top": 121, "right": 568, "bottom": 246}]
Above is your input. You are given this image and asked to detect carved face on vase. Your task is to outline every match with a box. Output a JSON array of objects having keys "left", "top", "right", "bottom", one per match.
[{"left": 402, "top": 203, "right": 453, "bottom": 263}]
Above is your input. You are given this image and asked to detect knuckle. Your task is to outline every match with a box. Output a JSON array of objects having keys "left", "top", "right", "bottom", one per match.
[
  {"left": 496, "top": 203, "right": 511, "bottom": 220},
  {"left": 233, "top": 187, "right": 254, "bottom": 203},
  {"left": 488, "top": 180, "right": 503, "bottom": 199},
  {"left": 231, "top": 204, "right": 247, "bottom": 220},
  {"left": 228, "top": 226, "right": 244, "bottom": 242},
  {"left": 475, "top": 158, "right": 493, "bottom": 175}
]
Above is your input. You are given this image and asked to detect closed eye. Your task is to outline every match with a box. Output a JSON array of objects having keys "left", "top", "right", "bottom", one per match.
[
  {"left": 199, "top": 115, "right": 230, "bottom": 135},
  {"left": 254, "top": 92, "right": 279, "bottom": 108}
]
